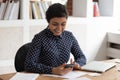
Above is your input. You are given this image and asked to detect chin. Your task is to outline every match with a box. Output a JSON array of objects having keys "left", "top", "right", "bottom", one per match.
[
  {"left": 54, "top": 33, "right": 61, "bottom": 36},
  {"left": 55, "top": 34, "right": 60, "bottom": 36}
]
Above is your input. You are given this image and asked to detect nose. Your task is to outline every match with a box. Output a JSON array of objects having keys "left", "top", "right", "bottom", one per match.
[{"left": 56, "top": 25, "right": 62, "bottom": 31}]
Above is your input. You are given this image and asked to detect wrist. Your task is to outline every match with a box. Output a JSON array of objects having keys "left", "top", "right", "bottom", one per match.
[{"left": 52, "top": 67, "right": 56, "bottom": 74}]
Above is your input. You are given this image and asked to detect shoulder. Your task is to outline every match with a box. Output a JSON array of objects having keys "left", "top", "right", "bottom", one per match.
[
  {"left": 62, "top": 30, "right": 76, "bottom": 40},
  {"left": 36, "top": 28, "right": 47, "bottom": 36},
  {"left": 63, "top": 30, "right": 77, "bottom": 41},
  {"left": 33, "top": 29, "right": 47, "bottom": 40},
  {"left": 63, "top": 30, "right": 74, "bottom": 37}
]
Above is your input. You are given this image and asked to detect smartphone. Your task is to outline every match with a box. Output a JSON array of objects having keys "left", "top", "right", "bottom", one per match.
[{"left": 64, "top": 64, "right": 74, "bottom": 68}]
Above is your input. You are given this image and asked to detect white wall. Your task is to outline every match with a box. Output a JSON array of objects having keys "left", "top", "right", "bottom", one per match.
[
  {"left": 67, "top": 17, "right": 120, "bottom": 62},
  {"left": 85, "top": 17, "right": 120, "bottom": 61}
]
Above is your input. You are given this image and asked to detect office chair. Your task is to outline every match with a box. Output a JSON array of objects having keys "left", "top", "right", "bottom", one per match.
[{"left": 14, "top": 42, "right": 31, "bottom": 72}]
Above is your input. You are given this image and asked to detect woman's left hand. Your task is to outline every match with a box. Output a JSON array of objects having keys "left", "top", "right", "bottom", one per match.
[{"left": 70, "top": 59, "right": 81, "bottom": 70}]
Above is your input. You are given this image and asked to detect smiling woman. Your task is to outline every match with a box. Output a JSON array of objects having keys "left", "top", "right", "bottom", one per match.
[
  {"left": 49, "top": 17, "right": 66, "bottom": 36},
  {"left": 46, "top": 2, "right": 68, "bottom": 36},
  {"left": 24, "top": 3, "right": 86, "bottom": 75}
]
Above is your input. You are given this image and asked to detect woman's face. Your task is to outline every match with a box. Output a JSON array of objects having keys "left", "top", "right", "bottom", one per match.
[{"left": 48, "top": 17, "right": 67, "bottom": 36}]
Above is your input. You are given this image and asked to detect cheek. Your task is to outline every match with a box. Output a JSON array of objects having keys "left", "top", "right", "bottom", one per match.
[
  {"left": 48, "top": 25, "right": 55, "bottom": 29},
  {"left": 56, "top": 27, "right": 65, "bottom": 31},
  {"left": 61, "top": 26, "right": 65, "bottom": 31}
]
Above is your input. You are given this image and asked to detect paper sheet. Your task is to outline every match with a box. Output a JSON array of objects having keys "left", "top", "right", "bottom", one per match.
[
  {"left": 10, "top": 72, "right": 39, "bottom": 80},
  {"left": 88, "top": 73, "right": 101, "bottom": 76},
  {"left": 67, "top": 77, "right": 91, "bottom": 80},
  {"left": 43, "top": 71, "right": 86, "bottom": 79}
]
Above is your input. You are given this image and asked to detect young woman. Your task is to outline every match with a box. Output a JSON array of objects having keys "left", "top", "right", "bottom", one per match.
[{"left": 24, "top": 3, "right": 86, "bottom": 75}]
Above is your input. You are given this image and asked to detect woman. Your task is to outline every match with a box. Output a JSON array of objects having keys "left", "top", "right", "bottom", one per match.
[{"left": 24, "top": 3, "right": 86, "bottom": 75}]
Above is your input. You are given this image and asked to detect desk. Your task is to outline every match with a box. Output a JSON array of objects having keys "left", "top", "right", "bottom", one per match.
[{"left": 0, "top": 59, "right": 120, "bottom": 80}]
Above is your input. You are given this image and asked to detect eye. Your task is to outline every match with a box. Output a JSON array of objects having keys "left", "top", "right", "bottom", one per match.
[
  {"left": 52, "top": 23, "right": 59, "bottom": 26},
  {"left": 61, "top": 23, "right": 66, "bottom": 26}
]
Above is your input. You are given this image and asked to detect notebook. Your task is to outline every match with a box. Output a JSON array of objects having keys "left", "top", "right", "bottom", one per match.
[{"left": 81, "top": 61, "right": 116, "bottom": 73}]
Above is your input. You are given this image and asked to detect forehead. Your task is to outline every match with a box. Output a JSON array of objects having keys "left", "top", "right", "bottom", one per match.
[{"left": 50, "top": 17, "right": 67, "bottom": 23}]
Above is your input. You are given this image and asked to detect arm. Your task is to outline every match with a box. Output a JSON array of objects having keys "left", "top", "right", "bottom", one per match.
[
  {"left": 24, "top": 35, "right": 53, "bottom": 74},
  {"left": 25, "top": 34, "right": 73, "bottom": 75},
  {"left": 71, "top": 34, "right": 86, "bottom": 66}
]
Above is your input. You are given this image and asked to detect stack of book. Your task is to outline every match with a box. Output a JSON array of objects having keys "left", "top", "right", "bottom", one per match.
[
  {"left": 0, "top": 0, "right": 20, "bottom": 20},
  {"left": 30, "top": 1, "right": 52, "bottom": 19}
]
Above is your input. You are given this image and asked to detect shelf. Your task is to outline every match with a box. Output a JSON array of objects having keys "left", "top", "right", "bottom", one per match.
[
  {"left": 29, "top": 19, "right": 48, "bottom": 26},
  {"left": 0, "top": 20, "right": 24, "bottom": 27},
  {"left": 0, "top": 0, "right": 120, "bottom": 61}
]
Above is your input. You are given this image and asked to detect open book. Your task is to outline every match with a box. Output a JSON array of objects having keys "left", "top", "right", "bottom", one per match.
[{"left": 81, "top": 61, "right": 116, "bottom": 73}]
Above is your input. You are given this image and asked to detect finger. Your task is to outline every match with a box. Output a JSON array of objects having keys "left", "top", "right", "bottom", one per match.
[
  {"left": 70, "top": 58, "right": 73, "bottom": 64},
  {"left": 70, "top": 58, "right": 75, "bottom": 64},
  {"left": 60, "top": 68, "right": 73, "bottom": 75},
  {"left": 74, "top": 62, "right": 81, "bottom": 70}
]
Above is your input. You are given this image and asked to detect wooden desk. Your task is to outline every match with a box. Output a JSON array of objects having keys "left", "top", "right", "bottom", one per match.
[{"left": 0, "top": 59, "right": 120, "bottom": 80}]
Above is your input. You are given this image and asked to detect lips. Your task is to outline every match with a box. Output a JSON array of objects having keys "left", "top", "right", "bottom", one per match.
[
  {"left": 55, "top": 30, "right": 61, "bottom": 33},
  {"left": 54, "top": 31, "right": 62, "bottom": 35}
]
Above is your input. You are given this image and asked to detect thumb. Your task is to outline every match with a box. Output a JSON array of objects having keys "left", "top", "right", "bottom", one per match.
[
  {"left": 70, "top": 58, "right": 75, "bottom": 64},
  {"left": 70, "top": 58, "right": 73, "bottom": 64},
  {"left": 59, "top": 63, "right": 66, "bottom": 68}
]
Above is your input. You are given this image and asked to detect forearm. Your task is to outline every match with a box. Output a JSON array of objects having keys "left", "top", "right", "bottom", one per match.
[
  {"left": 24, "top": 61, "right": 53, "bottom": 74},
  {"left": 75, "top": 55, "right": 86, "bottom": 66},
  {"left": 71, "top": 47, "right": 86, "bottom": 66}
]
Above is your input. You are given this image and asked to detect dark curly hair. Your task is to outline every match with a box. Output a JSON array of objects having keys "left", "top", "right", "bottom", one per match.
[{"left": 46, "top": 3, "right": 68, "bottom": 23}]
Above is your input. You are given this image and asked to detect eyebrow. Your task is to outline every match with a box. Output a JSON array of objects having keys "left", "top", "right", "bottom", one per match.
[{"left": 52, "top": 22, "right": 66, "bottom": 24}]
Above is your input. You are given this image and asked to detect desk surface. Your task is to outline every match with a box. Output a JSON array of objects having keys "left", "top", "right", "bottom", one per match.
[{"left": 0, "top": 59, "right": 120, "bottom": 80}]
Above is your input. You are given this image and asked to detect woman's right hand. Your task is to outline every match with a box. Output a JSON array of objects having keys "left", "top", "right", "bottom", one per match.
[{"left": 52, "top": 63, "right": 73, "bottom": 75}]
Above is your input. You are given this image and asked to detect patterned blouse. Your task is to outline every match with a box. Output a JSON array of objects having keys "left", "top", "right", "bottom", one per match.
[{"left": 24, "top": 28, "right": 86, "bottom": 74}]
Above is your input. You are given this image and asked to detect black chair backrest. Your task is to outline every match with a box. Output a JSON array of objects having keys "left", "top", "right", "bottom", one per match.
[{"left": 15, "top": 43, "right": 31, "bottom": 72}]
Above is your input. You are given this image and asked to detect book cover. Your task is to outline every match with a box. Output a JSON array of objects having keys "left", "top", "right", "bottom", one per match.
[
  {"left": 34, "top": 1, "right": 41, "bottom": 19},
  {"left": 32, "top": 2, "right": 41, "bottom": 19},
  {"left": 66, "top": 0, "right": 73, "bottom": 16},
  {"left": 93, "top": 2, "right": 100, "bottom": 17},
  {"left": 29, "top": 2, "right": 33, "bottom": 19},
  {"left": 0, "top": 1, "right": 8, "bottom": 20},
  {"left": 4, "top": 0, "right": 14, "bottom": 20},
  {"left": 37, "top": 1, "right": 45, "bottom": 19},
  {"left": 9, "top": 0, "right": 20, "bottom": 20}
]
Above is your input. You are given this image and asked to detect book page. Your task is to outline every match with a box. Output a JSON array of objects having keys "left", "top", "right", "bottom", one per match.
[
  {"left": 67, "top": 77, "right": 91, "bottom": 80},
  {"left": 10, "top": 72, "right": 39, "bottom": 80},
  {"left": 43, "top": 71, "right": 86, "bottom": 79}
]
